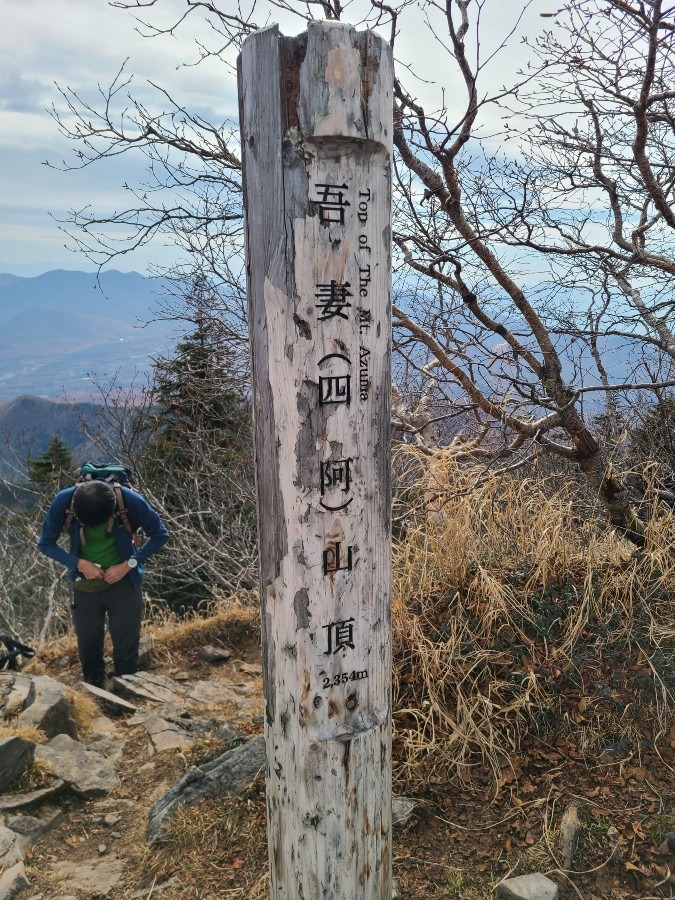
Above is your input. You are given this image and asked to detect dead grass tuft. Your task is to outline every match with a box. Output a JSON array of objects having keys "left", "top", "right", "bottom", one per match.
[
  {"left": 145, "top": 593, "right": 259, "bottom": 654},
  {"left": 392, "top": 448, "right": 675, "bottom": 786},
  {"left": 130, "top": 783, "right": 268, "bottom": 898},
  {"left": 0, "top": 722, "right": 46, "bottom": 743},
  {"left": 66, "top": 688, "right": 101, "bottom": 734}
]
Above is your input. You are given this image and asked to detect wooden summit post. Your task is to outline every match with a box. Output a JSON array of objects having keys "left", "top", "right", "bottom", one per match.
[{"left": 238, "top": 21, "right": 393, "bottom": 899}]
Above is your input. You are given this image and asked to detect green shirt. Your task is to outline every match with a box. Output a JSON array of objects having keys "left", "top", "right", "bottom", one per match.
[{"left": 74, "top": 522, "right": 123, "bottom": 592}]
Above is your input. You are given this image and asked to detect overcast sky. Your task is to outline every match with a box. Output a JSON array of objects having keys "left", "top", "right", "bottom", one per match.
[{"left": 0, "top": 0, "right": 548, "bottom": 278}]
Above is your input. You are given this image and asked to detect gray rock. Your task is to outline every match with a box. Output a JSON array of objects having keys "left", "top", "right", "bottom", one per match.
[
  {"left": 89, "top": 716, "right": 121, "bottom": 737},
  {"left": 127, "top": 702, "right": 223, "bottom": 754},
  {"left": 111, "top": 672, "right": 187, "bottom": 704},
  {"left": 0, "top": 861, "right": 31, "bottom": 900},
  {"left": 238, "top": 662, "right": 262, "bottom": 676},
  {"left": 198, "top": 645, "right": 232, "bottom": 663},
  {"left": 48, "top": 858, "right": 124, "bottom": 897},
  {"left": 496, "top": 873, "right": 559, "bottom": 900},
  {"left": 34, "top": 735, "right": 118, "bottom": 799},
  {"left": 214, "top": 723, "right": 244, "bottom": 743},
  {"left": 130, "top": 876, "right": 178, "bottom": 898},
  {"left": 78, "top": 682, "right": 137, "bottom": 713},
  {"left": 0, "top": 781, "right": 65, "bottom": 811},
  {"left": 147, "top": 734, "right": 265, "bottom": 843},
  {"left": 665, "top": 830, "right": 675, "bottom": 853},
  {"left": 392, "top": 796, "right": 417, "bottom": 828},
  {"left": 18, "top": 676, "right": 77, "bottom": 740},
  {"left": 143, "top": 714, "right": 198, "bottom": 754},
  {"left": 0, "top": 826, "right": 23, "bottom": 867},
  {"left": 6, "top": 808, "right": 64, "bottom": 850},
  {"left": 126, "top": 700, "right": 187, "bottom": 726},
  {"left": 84, "top": 732, "right": 126, "bottom": 766},
  {"left": 0, "top": 674, "right": 32, "bottom": 718},
  {"left": 391, "top": 878, "right": 402, "bottom": 900},
  {"left": 138, "top": 635, "right": 154, "bottom": 667},
  {"left": 187, "top": 680, "right": 256, "bottom": 707},
  {"left": 0, "top": 738, "right": 35, "bottom": 793},
  {"left": 607, "top": 825, "right": 622, "bottom": 860}
]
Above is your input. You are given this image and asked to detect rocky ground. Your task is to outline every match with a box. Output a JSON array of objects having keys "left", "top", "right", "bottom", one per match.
[{"left": 1, "top": 610, "right": 674, "bottom": 899}]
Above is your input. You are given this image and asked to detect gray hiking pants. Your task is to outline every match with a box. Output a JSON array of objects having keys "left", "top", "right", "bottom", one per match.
[{"left": 71, "top": 576, "right": 143, "bottom": 687}]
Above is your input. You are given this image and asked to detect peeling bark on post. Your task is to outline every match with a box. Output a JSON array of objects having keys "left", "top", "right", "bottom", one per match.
[{"left": 238, "top": 21, "right": 393, "bottom": 900}]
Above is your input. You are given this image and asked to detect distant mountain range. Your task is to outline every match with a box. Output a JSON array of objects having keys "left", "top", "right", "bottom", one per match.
[
  {"left": 0, "top": 395, "right": 107, "bottom": 480},
  {"left": 0, "top": 269, "right": 177, "bottom": 402}
]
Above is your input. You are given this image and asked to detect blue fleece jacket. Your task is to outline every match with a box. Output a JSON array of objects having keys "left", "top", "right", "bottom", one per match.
[{"left": 37, "top": 486, "right": 169, "bottom": 588}]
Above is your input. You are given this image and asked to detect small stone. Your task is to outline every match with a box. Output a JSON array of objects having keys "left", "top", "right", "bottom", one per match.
[
  {"left": 103, "top": 814, "right": 120, "bottom": 827},
  {"left": 238, "top": 662, "right": 262, "bottom": 676},
  {"left": 607, "top": 826, "right": 622, "bottom": 859},
  {"left": 496, "top": 873, "right": 558, "bottom": 900},
  {"left": 98, "top": 844, "right": 107, "bottom": 855},
  {"left": 391, "top": 878, "right": 402, "bottom": 900},
  {"left": 130, "top": 876, "right": 178, "bottom": 898},
  {"left": 665, "top": 831, "right": 675, "bottom": 853},
  {"left": 392, "top": 797, "right": 417, "bottom": 829},
  {"left": 198, "top": 645, "right": 232, "bottom": 663}
]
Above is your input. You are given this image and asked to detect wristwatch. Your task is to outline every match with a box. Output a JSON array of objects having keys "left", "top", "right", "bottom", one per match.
[{"left": 127, "top": 558, "right": 138, "bottom": 569}]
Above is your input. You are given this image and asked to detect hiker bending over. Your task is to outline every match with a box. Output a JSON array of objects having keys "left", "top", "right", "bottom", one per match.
[{"left": 38, "top": 481, "right": 169, "bottom": 687}]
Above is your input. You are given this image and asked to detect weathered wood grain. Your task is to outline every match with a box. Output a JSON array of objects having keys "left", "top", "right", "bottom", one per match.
[
  {"left": 239, "top": 22, "right": 393, "bottom": 900},
  {"left": 239, "top": 21, "right": 393, "bottom": 899}
]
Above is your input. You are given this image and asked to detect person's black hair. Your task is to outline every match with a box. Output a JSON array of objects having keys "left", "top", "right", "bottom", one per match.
[{"left": 72, "top": 481, "right": 117, "bottom": 527}]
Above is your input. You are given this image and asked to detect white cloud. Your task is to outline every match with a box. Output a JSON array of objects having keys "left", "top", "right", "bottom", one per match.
[{"left": 0, "top": 0, "right": 549, "bottom": 274}]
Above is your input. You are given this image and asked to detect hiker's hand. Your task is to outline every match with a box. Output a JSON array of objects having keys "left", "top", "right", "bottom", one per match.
[
  {"left": 78, "top": 561, "right": 104, "bottom": 580},
  {"left": 103, "top": 563, "right": 130, "bottom": 584}
]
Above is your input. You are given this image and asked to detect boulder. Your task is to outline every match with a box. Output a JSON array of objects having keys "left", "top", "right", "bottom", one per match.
[
  {"left": 0, "top": 674, "right": 32, "bottom": 719},
  {"left": 0, "top": 738, "right": 35, "bottom": 793},
  {"left": 0, "top": 781, "right": 65, "bottom": 811},
  {"left": 0, "top": 826, "right": 23, "bottom": 867},
  {"left": 147, "top": 734, "right": 265, "bottom": 843},
  {"left": 6, "top": 807, "right": 64, "bottom": 850},
  {"left": 496, "top": 873, "right": 559, "bottom": 900},
  {"left": 18, "top": 675, "right": 77, "bottom": 739},
  {"left": 0, "top": 861, "right": 31, "bottom": 900},
  {"left": 34, "top": 734, "right": 118, "bottom": 799}
]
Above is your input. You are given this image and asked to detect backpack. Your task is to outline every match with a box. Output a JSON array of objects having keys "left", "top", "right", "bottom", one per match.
[{"left": 62, "top": 462, "right": 141, "bottom": 544}]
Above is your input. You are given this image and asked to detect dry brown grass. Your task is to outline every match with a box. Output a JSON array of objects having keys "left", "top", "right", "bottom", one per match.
[
  {"left": 67, "top": 687, "right": 102, "bottom": 734},
  {"left": 145, "top": 592, "right": 259, "bottom": 652},
  {"left": 391, "top": 448, "right": 675, "bottom": 787},
  {"left": 0, "top": 721, "right": 46, "bottom": 743},
  {"left": 129, "top": 782, "right": 268, "bottom": 899},
  {"left": 35, "top": 590, "right": 259, "bottom": 671}
]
